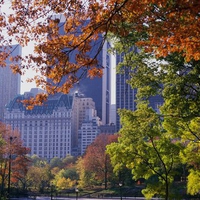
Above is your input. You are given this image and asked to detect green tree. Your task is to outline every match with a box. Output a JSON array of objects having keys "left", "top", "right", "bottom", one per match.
[
  {"left": 31, "top": 155, "right": 48, "bottom": 167},
  {"left": 187, "top": 169, "right": 200, "bottom": 195},
  {"left": 26, "top": 155, "right": 51, "bottom": 193},
  {"left": 53, "top": 169, "right": 77, "bottom": 191},
  {"left": 107, "top": 104, "right": 181, "bottom": 199},
  {"left": 62, "top": 168, "right": 78, "bottom": 180},
  {"left": 110, "top": 36, "right": 200, "bottom": 196},
  {"left": 50, "top": 157, "right": 62, "bottom": 169},
  {"left": 49, "top": 156, "right": 78, "bottom": 191},
  {"left": 62, "top": 155, "right": 76, "bottom": 168},
  {"left": 76, "top": 157, "right": 96, "bottom": 188},
  {"left": 26, "top": 164, "right": 51, "bottom": 193}
]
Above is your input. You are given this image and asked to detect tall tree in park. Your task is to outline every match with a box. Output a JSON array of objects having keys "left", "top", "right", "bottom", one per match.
[
  {"left": 0, "top": 123, "right": 30, "bottom": 197},
  {"left": 25, "top": 155, "right": 52, "bottom": 193},
  {"left": 76, "top": 157, "right": 94, "bottom": 188},
  {"left": 107, "top": 105, "right": 181, "bottom": 199},
  {"left": 50, "top": 155, "right": 77, "bottom": 191},
  {"left": 106, "top": 31, "right": 200, "bottom": 197},
  {"left": 53, "top": 168, "right": 78, "bottom": 191},
  {"left": 78, "top": 134, "right": 118, "bottom": 189},
  {"left": 158, "top": 54, "right": 200, "bottom": 196},
  {"left": 0, "top": 0, "right": 198, "bottom": 105},
  {"left": 26, "top": 165, "right": 52, "bottom": 192}
]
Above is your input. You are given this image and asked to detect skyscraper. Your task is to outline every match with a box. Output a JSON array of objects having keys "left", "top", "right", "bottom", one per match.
[
  {"left": 102, "top": 40, "right": 112, "bottom": 125},
  {"left": 48, "top": 19, "right": 104, "bottom": 120},
  {"left": 115, "top": 48, "right": 137, "bottom": 132},
  {"left": 0, "top": 44, "right": 21, "bottom": 120},
  {"left": 114, "top": 47, "right": 163, "bottom": 132}
]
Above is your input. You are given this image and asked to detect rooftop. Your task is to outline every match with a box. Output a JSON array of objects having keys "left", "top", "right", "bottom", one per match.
[{"left": 6, "top": 93, "right": 73, "bottom": 115}]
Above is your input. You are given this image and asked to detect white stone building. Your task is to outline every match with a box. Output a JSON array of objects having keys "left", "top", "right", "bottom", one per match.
[
  {"left": 4, "top": 91, "right": 73, "bottom": 160},
  {"left": 71, "top": 93, "right": 98, "bottom": 152},
  {"left": 77, "top": 107, "right": 101, "bottom": 155}
]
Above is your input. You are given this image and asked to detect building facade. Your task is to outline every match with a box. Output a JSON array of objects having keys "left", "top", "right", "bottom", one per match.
[
  {"left": 0, "top": 44, "right": 21, "bottom": 120},
  {"left": 114, "top": 47, "right": 163, "bottom": 132},
  {"left": 78, "top": 109, "right": 101, "bottom": 155},
  {"left": 71, "top": 93, "right": 100, "bottom": 155},
  {"left": 102, "top": 40, "right": 111, "bottom": 125},
  {"left": 99, "top": 123, "right": 116, "bottom": 134},
  {"left": 4, "top": 91, "right": 73, "bottom": 160},
  {"left": 4, "top": 88, "right": 105, "bottom": 159},
  {"left": 115, "top": 49, "right": 137, "bottom": 132}
]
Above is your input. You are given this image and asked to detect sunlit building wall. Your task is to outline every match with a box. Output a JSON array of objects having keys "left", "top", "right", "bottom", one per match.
[
  {"left": 78, "top": 113, "right": 100, "bottom": 155},
  {"left": 4, "top": 91, "right": 73, "bottom": 160},
  {"left": 72, "top": 94, "right": 96, "bottom": 146}
]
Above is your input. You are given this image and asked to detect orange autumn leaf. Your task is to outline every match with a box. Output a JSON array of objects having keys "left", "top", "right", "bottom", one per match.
[{"left": 0, "top": 0, "right": 198, "bottom": 105}]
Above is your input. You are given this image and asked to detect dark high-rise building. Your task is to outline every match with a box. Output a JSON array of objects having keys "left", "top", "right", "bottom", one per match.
[
  {"left": 115, "top": 48, "right": 137, "bottom": 132},
  {"left": 47, "top": 19, "right": 103, "bottom": 120},
  {"left": 149, "top": 95, "right": 164, "bottom": 113},
  {"left": 116, "top": 68, "right": 137, "bottom": 131},
  {"left": 114, "top": 46, "right": 163, "bottom": 132},
  {"left": 0, "top": 44, "right": 21, "bottom": 120}
]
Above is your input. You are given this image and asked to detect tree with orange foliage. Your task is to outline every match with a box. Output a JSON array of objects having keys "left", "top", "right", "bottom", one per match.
[
  {"left": 0, "top": 122, "right": 30, "bottom": 197},
  {"left": 0, "top": 0, "right": 198, "bottom": 105},
  {"left": 81, "top": 134, "right": 118, "bottom": 189}
]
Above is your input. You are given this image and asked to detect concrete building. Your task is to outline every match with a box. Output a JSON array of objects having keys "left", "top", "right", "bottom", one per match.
[
  {"left": 78, "top": 109, "right": 101, "bottom": 155},
  {"left": 4, "top": 90, "right": 73, "bottom": 160},
  {"left": 99, "top": 123, "right": 116, "bottom": 134},
  {"left": 3, "top": 88, "right": 103, "bottom": 158},
  {"left": 71, "top": 93, "right": 100, "bottom": 155},
  {"left": 110, "top": 104, "right": 116, "bottom": 125},
  {"left": 0, "top": 44, "right": 21, "bottom": 120}
]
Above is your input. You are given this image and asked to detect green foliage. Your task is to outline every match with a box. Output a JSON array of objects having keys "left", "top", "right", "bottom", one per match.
[
  {"left": 31, "top": 155, "right": 48, "bottom": 167},
  {"left": 107, "top": 32, "right": 200, "bottom": 197},
  {"left": 26, "top": 165, "right": 51, "bottom": 191},
  {"left": 62, "top": 155, "right": 76, "bottom": 166},
  {"left": 63, "top": 168, "right": 78, "bottom": 180},
  {"left": 50, "top": 157, "right": 62, "bottom": 168},
  {"left": 53, "top": 169, "right": 77, "bottom": 190},
  {"left": 187, "top": 169, "right": 200, "bottom": 195},
  {"left": 107, "top": 105, "right": 181, "bottom": 199},
  {"left": 76, "top": 157, "right": 97, "bottom": 188},
  {"left": 142, "top": 176, "right": 164, "bottom": 200}
]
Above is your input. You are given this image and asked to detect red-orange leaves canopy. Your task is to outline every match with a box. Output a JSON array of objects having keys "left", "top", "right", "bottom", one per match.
[{"left": 0, "top": 0, "right": 199, "bottom": 98}]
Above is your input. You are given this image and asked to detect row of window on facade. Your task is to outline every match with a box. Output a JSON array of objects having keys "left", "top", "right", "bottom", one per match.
[{"left": 5, "top": 112, "right": 71, "bottom": 118}]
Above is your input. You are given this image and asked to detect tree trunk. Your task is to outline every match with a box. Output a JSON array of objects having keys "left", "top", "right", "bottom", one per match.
[
  {"left": 165, "top": 178, "right": 169, "bottom": 200},
  {"left": 104, "top": 168, "right": 108, "bottom": 189},
  {"left": 104, "top": 157, "right": 108, "bottom": 190}
]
